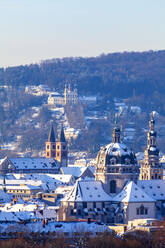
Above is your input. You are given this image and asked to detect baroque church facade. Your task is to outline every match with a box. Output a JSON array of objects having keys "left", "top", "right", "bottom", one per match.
[{"left": 59, "top": 117, "right": 165, "bottom": 224}]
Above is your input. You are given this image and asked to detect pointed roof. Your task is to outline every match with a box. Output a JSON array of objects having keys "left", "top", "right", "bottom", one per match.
[
  {"left": 113, "top": 181, "right": 155, "bottom": 203},
  {"left": 58, "top": 125, "right": 66, "bottom": 142},
  {"left": 137, "top": 180, "right": 165, "bottom": 201},
  {"left": 62, "top": 179, "right": 112, "bottom": 202},
  {"left": 48, "top": 122, "right": 55, "bottom": 142}
]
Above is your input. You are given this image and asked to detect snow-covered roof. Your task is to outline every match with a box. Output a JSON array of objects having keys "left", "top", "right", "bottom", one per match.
[
  {"left": 62, "top": 179, "right": 112, "bottom": 202},
  {"left": 113, "top": 181, "right": 155, "bottom": 203},
  {"left": 3, "top": 173, "right": 75, "bottom": 192},
  {"left": 0, "top": 179, "right": 42, "bottom": 187},
  {"left": 105, "top": 143, "right": 132, "bottom": 157},
  {"left": 0, "top": 190, "right": 12, "bottom": 203},
  {"left": 61, "top": 166, "right": 91, "bottom": 178},
  {"left": 137, "top": 180, "right": 165, "bottom": 201},
  {"left": 9, "top": 158, "right": 60, "bottom": 170},
  {"left": 0, "top": 185, "right": 41, "bottom": 191},
  {"left": 0, "top": 203, "right": 57, "bottom": 222},
  {"left": 53, "top": 185, "right": 73, "bottom": 195},
  {"left": 136, "top": 152, "right": 144, "bottom": 161},
  {"left": 159, "top": 155, "right": 165, "bottom": 163},
  {"left": 87, "top": 166, "right": 95, "bottom": 175}
]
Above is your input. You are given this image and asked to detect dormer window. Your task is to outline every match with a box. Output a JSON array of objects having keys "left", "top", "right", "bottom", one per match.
[
  {"left": 110, "top": 158, "right": 116, "bottom": 165},
  {"left": 112, "top": 148, "right": 117, "bottom": 152},
  {"left": 125, "top": 158, "right": 130, "bottom": 165}
]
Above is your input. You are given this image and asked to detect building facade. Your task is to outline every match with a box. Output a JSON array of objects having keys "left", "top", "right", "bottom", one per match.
[
  {"left": 139, "top": 116, "right": 163, "bottom": 180},
  {"left": 59, "top": 122, "right": 165, "bottom": 224},
  {"left": 45, "top": 123, "right": 68, "bottom": 167},
  {"left": 48, "top": 84, "right": 78, "bottom": 106},
  {"left": 95, "top": 127, "right": 139, "bottom": 195}
]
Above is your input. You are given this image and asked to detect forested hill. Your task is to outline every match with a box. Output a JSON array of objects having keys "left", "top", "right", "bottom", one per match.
[{"left": 0, "top": 50, "right": 165, "bottom": 98}]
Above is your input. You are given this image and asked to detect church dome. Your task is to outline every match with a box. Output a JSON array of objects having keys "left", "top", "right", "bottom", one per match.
[
  {"left": 95, "top": 126, "right": 139, "bottom": 195},
  {"left": 104, "top": 142, "right": 137, "bottom": 165},
  {"left": 96, "top": 127, "right": 137, "bottom": 166}
]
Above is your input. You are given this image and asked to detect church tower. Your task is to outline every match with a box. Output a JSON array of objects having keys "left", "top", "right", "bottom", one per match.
[
  {"left": 95, "top": 126, "right": 138, "bottom": 195},
  {"left": 56, "top": 126, "right": 68, "bottom": 167},
  {"left": 139, "top": 115, "right": 163, "bottom": 180},
  {"left": 73, "top": 85, "right": 78, "bottom": 104},
  {"left": 45, "top": 122, "right": 56, "bottom": 158}
]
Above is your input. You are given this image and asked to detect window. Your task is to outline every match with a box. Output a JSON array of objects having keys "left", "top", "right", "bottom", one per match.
[
  {"left": 53, "top": 145, "right": 55, "bottom": 149},
  {"left": 110, "top": 158, "right": 116, "bottom": 165},
  {"left": 125, "top": 158, "right": 130, "bottom": 165},
  {"left": 83, "top": 202, "right": 87, "bottom": 208},
  {"left": 136, "top": 205, "right": 148, "bottom": 215},
  {"left": 110, "top": 180, "right": 116, "bottom": 193},
  {"left": 78, "top": 209, "right": 81, "bottom": 215},
  {"left": 47, "top": 145, "right": 49, "bottom": 149},
  {"left": 140, "top": 205, "right": 144, "bottom": 215},
  {"left": 47, "top": 152, "right": 49, "bottom": 157}
]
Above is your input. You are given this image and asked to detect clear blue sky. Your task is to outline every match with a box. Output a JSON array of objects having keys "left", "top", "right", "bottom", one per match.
[{"left": 0, "top": 0, "right": 165, "bottom": 67}]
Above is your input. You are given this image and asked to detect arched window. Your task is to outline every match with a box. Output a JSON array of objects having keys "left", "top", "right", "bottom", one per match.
[
  {"left": 137, "top": 205, "right": 148, "bottom": 216},
  {"left": 110, "top": 158, "right": 116, "bottom": 165},
  {"left": 140, "top": 205, "right": 144, "bottom": 215},
  {"left": 110, "top": 180, "right": 116, "bottom": 193}
]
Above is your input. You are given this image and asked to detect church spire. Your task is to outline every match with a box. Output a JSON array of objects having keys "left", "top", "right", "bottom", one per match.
[
  {"left": 56, "top": 125, "right": 68, "bottom": 167},
  {"left": 48, "top": 121, "right": 55, "bottom": 142},
  {"left": 112, "top": 113, "right": 121, "bottom": 143},
  {"left": 147, "top": 115, "right": 157, "bottom": 148},
  {"left": 45, "top": 121, "right": 56, "bottom": 158},
  {"left": 58, "top": 125, "right": 66, "bottom": 142},
  {"left": 139, "top": 114, "right": 163, "bottom": 180}
]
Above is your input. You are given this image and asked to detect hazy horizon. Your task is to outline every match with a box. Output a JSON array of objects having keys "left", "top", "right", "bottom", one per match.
[
  {"left": 1, "top": 49, "right": 165, "bottom": 69},
  {"left": 0, "top": 0, "right": 165, "bottom": 68}
]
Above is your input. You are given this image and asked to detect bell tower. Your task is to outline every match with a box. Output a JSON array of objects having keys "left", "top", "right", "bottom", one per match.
[
  {"left": 56, "top": 126, "right": 68, "bottom": 167},
  {"left": 139, "top": 115, "right": 163, "bottom": 180},
  {"left": 45, "top": 121, "right": 56, "bottom": 158}
]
